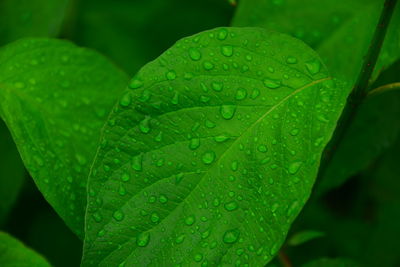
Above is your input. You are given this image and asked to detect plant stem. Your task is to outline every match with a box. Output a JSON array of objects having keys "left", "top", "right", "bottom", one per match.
[
  {"left": 368, "top": 82, "right": 400, "bottom": 96},
  {"left": 317, "top": 0, "right": 398, "bottom": 180}
]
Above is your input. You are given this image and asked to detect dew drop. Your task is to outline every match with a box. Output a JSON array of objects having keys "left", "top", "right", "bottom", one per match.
[
  {"left": 159, "top": 195, "right": 168, "bottom": 203},
  {"left": 202, "top": 151, "right": 216, "bottom": 164},
  {"left": 212, "top": 82, "right": 223, "bottom": 92},
  {"left": 136, "top": 232, "right": 150, "bottom": 247},
  {"left": 203, "top": 61, "right": 214, "bottom": 70},
  {"left": 113, "top": 210, "right": 124, "bottom": 221},
  {"left": 129, "top": 79, "right": 143, "bottom": 89},
  {"left": 257, "top": 145, "right": 268, "bottom": 153},
  {"left": 305, "top": 59, "right": 321, "bottom": 75},
  {"left": 150, "top": 212, "right": 160, "bottom": 223},
  {"left": 132, "top": 155, "right": 143, "bottom": 171},
  {"left": 223, "top": 229, "right": 240, "bottom": 244},
  {"left": 224, "top": 201, "right": 238, "bottom": 211},
  {"left": 235, "top": 88, "right": 247, "bottom": 100},
  {"left": 139, "top": 116, "right": 151, "bottom": 133},
  {"left": 220, "top": 105, "right": 236, "bottom": 120},
  {"left": 288, "top": 161, "right": 302, "bottom": 174},
  {"left": 175, "top": 234, "right": 186, "bottom": 244},
  {"left": 189, "top": 138, "right": 200, "bottom": 150},
  {"left": 120, "top": 92, "right": 132, "bottom": 107},
  {"left": 263, "top": 79, "right": 281, "bottom": 89},
  {"left": 189, "top": 48, "right": 202, "bottom": 61},
  {"left": 221, "top": 45, "right": 233, "bottom": 57},
  {"left": 185, "top": 215, "right": 196, "bottom": 226},
  {"left": 286, "top": 56, "right": 297, "bottom": 64},
  {"left": 166, "top": 70, "right": 177, "bottom": 80},
  {"left": 217, "top": 28, "right": 228, "bottom": 40},
  {"left": 290, "top": 129, "right": 300, "bottom": 136}
]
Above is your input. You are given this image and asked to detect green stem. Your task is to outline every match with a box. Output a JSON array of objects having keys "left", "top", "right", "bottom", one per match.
[
  {"left": 368, "top": 82, "right": 400, "bottom": 96},
  {"left": 317, "top": 0, "right": 398, "bottom": 180}
]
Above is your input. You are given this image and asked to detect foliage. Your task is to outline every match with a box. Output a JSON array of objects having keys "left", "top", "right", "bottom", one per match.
[{"left": 0, "top": 0, "right": 399, "bottom": 266}]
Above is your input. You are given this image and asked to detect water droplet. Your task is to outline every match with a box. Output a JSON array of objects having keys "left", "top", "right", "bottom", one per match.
[
  {"left": 175, "top": 234, "right": 186, "bottom": 244},
  {"left": 159, "top": 195, "right": 168, "bottom": 203},
  {"left": 212, "top": 82, "right": 223, "bottom": 92},
  {"left": 189, "top": 48, "right": 202, "bottom": 61},
  {"left": 290, "top": 129, "right": 300, "bottom": 136},
  {"left": 185, "top": 215, "right": 195, "bottom": 226},
  {"left": 224, "top": 201, "right": 238, "bottom": 211},
  {"left": 214, "top": 135, "right": 229, "bottom": 143},
  {"left": 189, "top": 138, "right": 200, "bottom": 150},
  {"left": 132, "top": 155, "right": 143, "bottom": 171},
  {"left": 286, "top": 56, "right": 297, "bottom": 64},
  {"left": 113, "top": 210, "right": 124, "bottom": 221},
  {"left": 155, "top": 132, "right": 163, "bottom": 142},
  {"left": 305, "top": 59, "right": 321, "bottom": 75},
  {"left": 194, "top": 253, "right": 203, "bottom": 262},
  {"left": 75, "top": 154, "right": 87, "bottom": 166},
  {"left": 202, "top": 151, "right": 216, "bottom": 164},
  {"left": 263, "top": 79, "right": 281, "bottom": 89},
  {"left": 217, "top": 28, "right": 228, "bottom": 40},
  {"left": 250, "top": 89, "right": 260, "bottom": 99},
  {"left": 223, "top": 229, "right": 240, "bottom": 244},
  {"left": 257, "top": 145, "right": 268, "bottom": 153},
  {"left": 203, "top": 61, "right": 214, "bottom": 70},
  {"left": 235, "top": 88, "right": 247, "bottom": 100},
  {"left": 221, "top": 45, "right": 233, "bottom": 57},
  {"left": 129, "top": 78, "right": 143, "bottom": 89},
  {"left": 166, "top": 70, "right": 177, "bottom": 80},
  {"left": 92, "top": 212, "right": 102, "bottom": 222},
  {"left": 136, "top": 232, "right": 150, "bottom": 247},
  {"left": 120, "top": 92, "right": 132, "bottom": 107},
  {"left": 151, "top": 212, "right": 160, "bottom": 223},
  {"left": 139, "top": 116, "right": 151, "bottom": 133},
  {"left": 288, "top": 161, "right": 302, "bottom": 174},
  {"left": 121, "top": 173, "right": 130, "bottom": 182},
  {"left": 171, "top": 91, "right": 179, "bottom": 105},
  {"left": 220, "top": 105, "right": 236, "bottom": 120}
]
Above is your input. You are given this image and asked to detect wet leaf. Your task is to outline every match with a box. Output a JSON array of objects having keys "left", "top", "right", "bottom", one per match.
[
  {"left": 83, "top": 27, "right": 346, "bottom": 266},
  {"left": 0, "top": 38, "right": 128, "bottom": 238}
]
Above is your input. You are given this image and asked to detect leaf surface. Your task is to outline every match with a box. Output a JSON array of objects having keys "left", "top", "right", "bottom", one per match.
[
  {"left": 83, "top": 27, "right": 346, "bottom": 266},
  {"left": 0, "top": 0, "right": 70, "bottom": 45},
  {"left": 0, "top": 120, "right": 25, "bottom": 225},
  {"left": 0, "top": 38, "right": 128, "bottom": 237},
  {"left": 0, "top": 231, "right": 51, "bottom": 267}
]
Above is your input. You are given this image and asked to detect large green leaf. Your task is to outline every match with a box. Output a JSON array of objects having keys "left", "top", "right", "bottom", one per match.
[
  {"left": 0, "top": 0, "right": 70, "bottom": 45},
  {"left": 0, "top": 38, "right": 128, "bottom": 237},
  {"left": 232, "top": 0, "right": 400, "bottom": 85},
  {"left": 0, "top": 231, "right": 51, "bottom": 267},
  {"left": 70, "top": 0, "right": 233, "bottom": 74},
  {"left": 0, "top": 120, "right": 25, "bottom": 225},
  {"left": 83, "top": 27, "right": 346, "bottom": 266}
]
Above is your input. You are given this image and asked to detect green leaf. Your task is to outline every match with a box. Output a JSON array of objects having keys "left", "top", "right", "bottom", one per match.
[
  {"left": 0, "top": 120, "right": 25, "bottom": 225},
  {"left": 0, "top": 0, "right": 71, "bottom": 45},
  {"left": 0, "top": 38, "right": 128, "bottom": 238},
  {"left": 232, "top": 0, "right": 400, "bottom": 86},
  {"left": 70, "top": 0, "right": 233, "bottom": 74},
  {"left": 288, "top": 230, "right": 325, "bottom": 246},
  {"left": 302, "top": 258, "right": 359, "bottom": 267},
  {"left": 83, "top": 27, "right": 346, "bottom": 266},
  {"left": 0, "top": 231, "right": 51, "bottom": 267}
]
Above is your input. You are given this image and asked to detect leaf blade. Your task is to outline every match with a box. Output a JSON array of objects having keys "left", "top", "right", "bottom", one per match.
[
  {"left": 0, "top": 38, "right": 128, "bottom": 237},
  {"left": 83, "top": 27, "right": 346, "bottom": 266}
]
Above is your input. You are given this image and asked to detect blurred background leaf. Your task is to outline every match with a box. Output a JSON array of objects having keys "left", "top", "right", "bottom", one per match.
[
  {"left": 64, "top": 0, "right": 234, "bottom": 74},
  {"left": 0, "top": 120, "right": 25, "bottom": 225},
  {"left": 0, "top": 0, "right": 71, "bottom": 45}
]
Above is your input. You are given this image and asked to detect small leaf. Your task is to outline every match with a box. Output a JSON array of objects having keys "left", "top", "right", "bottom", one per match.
[
  {"left": 0, "top": 120, "right": 25, "bottom": 225},
  {"left": 0, "top": 231, "right": 51, "bottom": 267},
  {"left": 83, "top": 27, "right": 347, "bottom": 266},
  {"left": 288, "top": 230, "right": 325, "bottom": 246},
  {"left": 0, "top": 38, "right": 128, "bottom": 237},
  {"left": 0, "top": 0, "right": 70, "bottom": 45}
]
